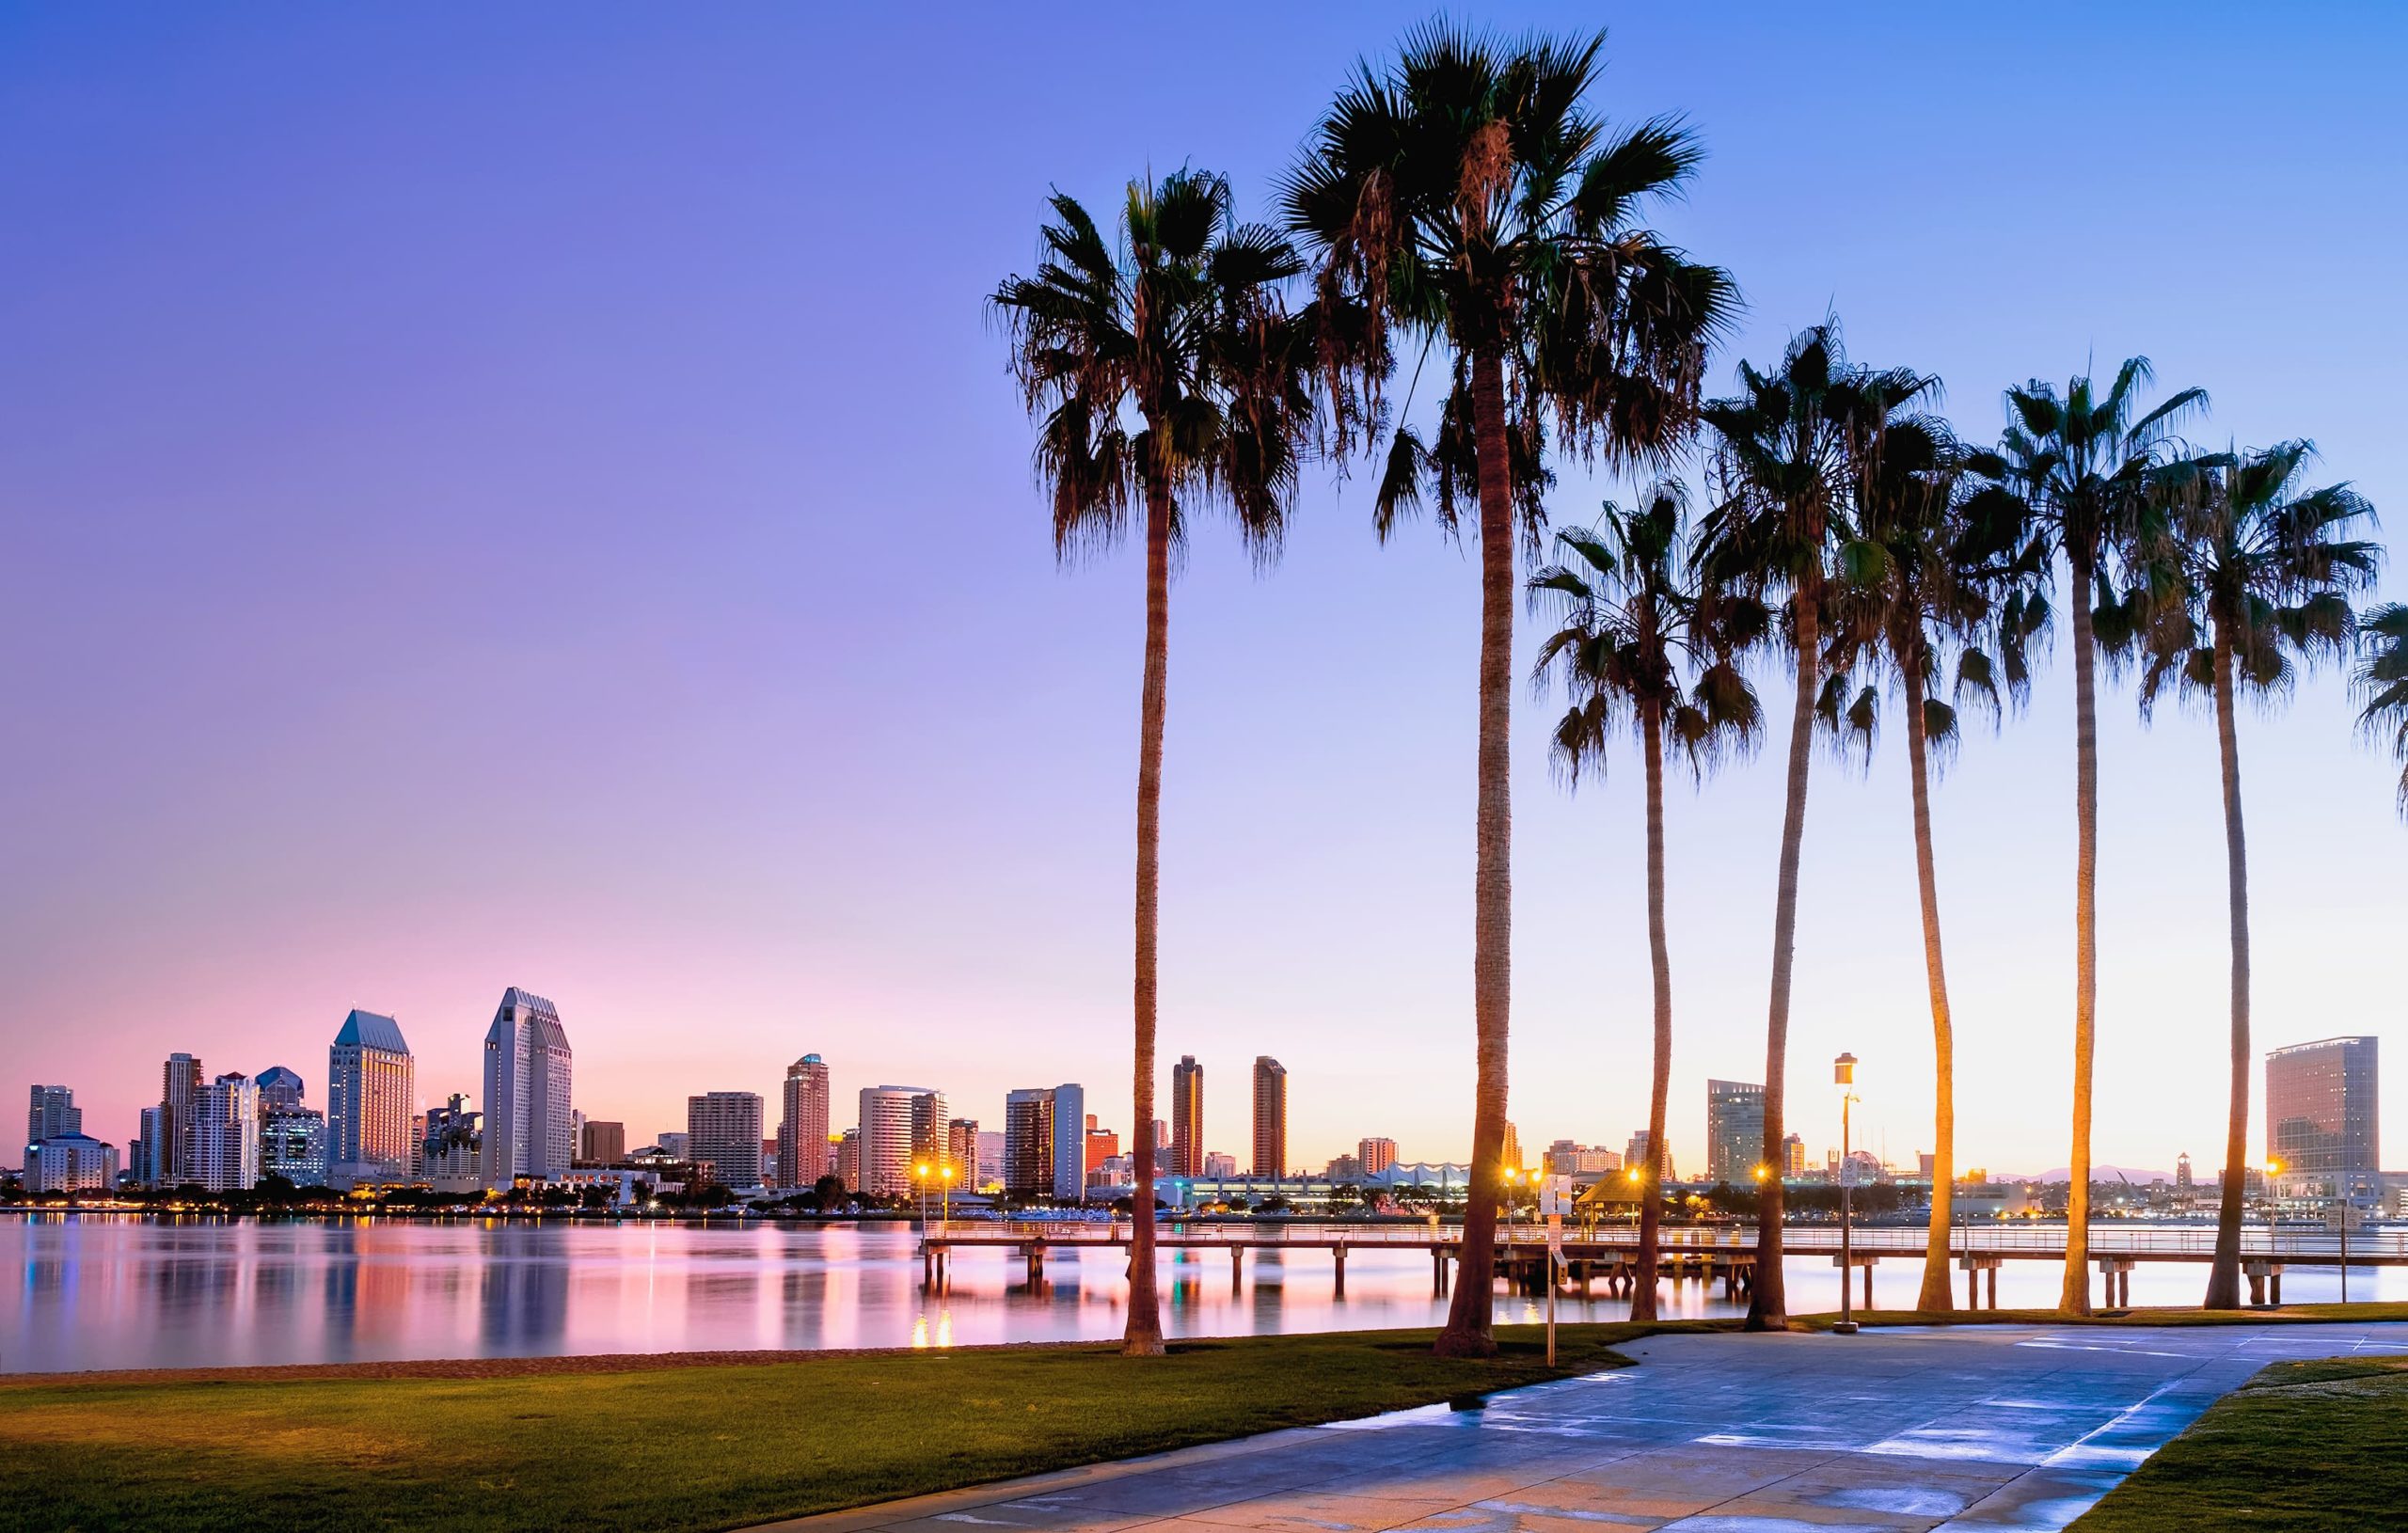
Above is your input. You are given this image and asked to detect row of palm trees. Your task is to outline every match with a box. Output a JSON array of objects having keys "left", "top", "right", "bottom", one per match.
[{"left": 991, "top": 21, "right": 2405, "bottom": 1358}]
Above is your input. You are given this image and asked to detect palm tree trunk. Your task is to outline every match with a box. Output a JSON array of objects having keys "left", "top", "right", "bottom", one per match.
[
  {"left": 1633, "top": 699, "right": 1671, "bottom": 1323},
  {"left": 1434, "top": 347, "right": 1514, "bottom": 1359},
  {"left": 1747, "top": 574, "right": 1817, "bottom": 1331},
  {"left": 2060, "top": 551, "right": 2099, "bottom": 1315},
  {"left": 2202, "top": 627, "right": 2251, "bottom": 1309},
  {"left": 1903, "top": 657, "right": 1956, "bottom": 1313},
  {"left": 1122, "top": 470, "right": 1170, "bottom": 1356}
]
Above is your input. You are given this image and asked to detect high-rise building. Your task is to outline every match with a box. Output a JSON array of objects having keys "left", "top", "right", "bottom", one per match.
[
  {"left": 1203, "top": 1150, "right": 1236, "bottom": 1177},
  {"left": 326, "top": 1011, "right": 415, "bottom": 1185},
  {"left": 261, "top": 1108, "right": 327, "bottom": 1185},
  {"left": 1357, "top": 1137, "right": 1399, "bottom": 1176},
  {"left": 1085, "top": 1126, "right": 1118, "bottom": 1177},
  {"left": 1781, "top": 1131, "right": 1806, "bottom": 1177},
  {"left": 29, "top": 1134, "right": 118, "bottom": 1193},
  {"left": 1500, "top": 1119, "right": 1524, "bottom": 1174},
  {"left": 578, "top": 1120, "right": 626, "bottom": 1165},
  {"left": 1170, "top": 1056, "right": 1204, "bottom": 1177},
  {"left": 2268, "top": 1036, "right": 2381, "bottom": 1205},
  {"left": 946, "top": 1117, "right": 979, "bottom": 1191},
  {"left": 255, "top": 1067, "right": 306, "bottom": 1114},
  {"left": 777, "top": 1055, "right": 832, "bottom": 1191},
  {"left": 1251, "top": 1057, "right": 1287, "bottom": 1177},
  {"left": 130, "top": 1107, "right": 164, "bottom": 1186},
  {"left": 1051, "top": 1083, "right": 1085, "bottom": 1200},
  {"left": 834, "top": 1128, "right": 861, "bottom": 1192},
  {"left": 854, "top": 1085, "right": 941, "bottom": 1198},
  {"left": 1003, "top": 1088, "right": 1056, "bottom": 1197},
  {"left": 481, "top": 988, "right": 574, "bottom": 1189},
  {"left": 160, "top": 1053, "right": 202, "bottom": 1184},
  {"left": 421, "top": 1095, "right": 483, "bottom": 1190},
  {"left": 27, "top": 1084, "right": 81, "bottom": 1147},
  {"left": 1705, "top": 1079, "right": 1766, "bottom": 1184},
  {"left": 974, "top": 1129, "right": 1003, "bottom": 1188},
  {"left": 687, "top": 1092, "right": 766, "bottom": 1188},
  {"left": 186, "top": 1074, "right": 261, "bottom": 1193},
  {"left": 1625, "top": 1130, "right": 1674, "bottom": 1182}
]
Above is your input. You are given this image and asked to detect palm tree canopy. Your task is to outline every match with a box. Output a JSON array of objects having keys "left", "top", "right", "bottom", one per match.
[
  {"left": 2356, "top": 602, "right": 2408, "bottom": 814},
  {"left": 1697, "top": 323, "right": 1939, "bottom": 608},
  {"left": 1997, "top": 357, "right": 2208, "bottom": 645},
  {"left": 991, "top": 167, "right": 1321, "bottom": 562},
  {"left": 1529, "top": 483, "right": 1765, "bottom": 782},
  {"left": 1283, "top": 20, "right": 1736, "bottom": 541},
  {"left": 1822, "top": 417, "right": 2052, "bottom": 765},
  {"left": 2132, "top": 440, "right": 2382, "bottom": 714}
]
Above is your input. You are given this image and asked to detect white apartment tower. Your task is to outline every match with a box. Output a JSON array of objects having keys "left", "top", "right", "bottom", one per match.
[
  {"left": 481, "top": 988, "right": 574, "bottom": 1189},
  {"left": 857, "top": 1085, "right": 943, "bottom": 1199}
]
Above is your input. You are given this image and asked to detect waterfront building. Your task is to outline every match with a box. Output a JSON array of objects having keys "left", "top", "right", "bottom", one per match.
[
  {"left": 776, "top": 1054, "right": 832, "bottom": 1190},
  {"left": 946, "top": 1116, "right": 979, "bottom": 1191},
  {"left": 1003, "top": 1087, "right": 1054, "bottom": 1197},
  {"left": 1782, "top": 1131, "right": 1806, "bottom": 1177},
  {"left": 186, "top": 1074, "right": 261, "bottom": 1193},
  {"left": 1251, "top": 1057, "right": 1287, "bottom": 1177},
  {"left": 687, "top": 1092, "right": 765, "bottom": 1188},
  {"left": 326, "top": 1010, "right": 415, "bottom": 1186},
  {"left": 657, "top": 1131, "right": 689, "bottom": 1159},
  {"left": 481, "top": 988, "right": 574, "bottom": 1189},
  {"left": 1160, "top": 1161, "right": 1473, "bottom": 1209},
  {"left": 1544, "top": 1140, "right": 1622, "bottom": 1176},
  {"left": 1706, "top": 1079, "right": 1766, "bottom": 1184},
  {"left": 1625, "top": 1129, "right": 1674, "bottom": 1183},
  {"left": 29, "top": 1134, "right": 118, "bottom": 1193},
  {"left": 854, "top": 1085, "right": 942, "bottom": 1198},
  {"left": 255, "top": 1067, "right": 306, "bottom": 1114},
  {"left": 1500, "top": 1119, "right": 1523, "bottom": 1175},
  {"left": 27, "top": 1085, "right": 80, "bottom": 1147},
  {"left": 1358, "top": 1136, "right": 1398, "bottom": 1176},
  {"left": 834, "top": 1128, "right": 861, "bottom": 1192},
  {"left": 2268, "top": 1036, "right": 2381, "bottom": 1205},
  {"left": 1325, "top": 1153, "right": 1364, "bottom": 1181},
  {"left": 421, "top": 1095, "right": 483, "bottom": 1192},
  {"left": 130, "top": 1107, "right": 164, "bottom": 1185},
  {"left": 160, "top": 1052, "right": 202, "bottom": 1184},
  {"left": 1170, "top": 1055, "right": 1204, "bottom": 1177},
  {"left": 1085, "top": 1126, "right": 1118, "bottom": 1177},
  {"left": 1051, "top": 1083, "right": 1085, "bottom": 1200},
  {"left": 262, "top": 1108, "right": 327, "bottom": 1185},
  {"left": 974, "top": 1129, "right": 1003, "bottom": 1188},
  {"left": 578, "top": 1120, "right": 626, "bottom": 1165},
  {"left": 1203, "top": 1150, "right": 1236, "bottom": 1177}
]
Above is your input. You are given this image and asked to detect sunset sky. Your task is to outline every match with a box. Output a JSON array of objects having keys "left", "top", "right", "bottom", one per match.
[{"left": 4, "top": 4, "right": 2402, "bottom": 1180}]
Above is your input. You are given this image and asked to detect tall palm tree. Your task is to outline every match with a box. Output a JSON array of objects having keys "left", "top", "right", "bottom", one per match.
[
  {"left": 1529, "top": 484, "right": 1763, "bottom": 1322},
  {"left": 1824, "top": 420, "right": 2046, "bottom": 1311},
  {"left": 1998, "top": 360, "right": 2204, "bottom": 1314},
  {"left": 992, "top": 169, "right": 1319, "bottom": 1356},
  {"left": 2359, "top": 603, "right": 2408, "bottom": 814},
  {"left": 1698, "top": 324, "right": 1934, "bottom": 1331},
  {"left": 2130, "top": 441, "right": 2379, "bottom": 1309},
  {"left": 1284, "top": 21, "right": 1733, "bottom": 1356}
]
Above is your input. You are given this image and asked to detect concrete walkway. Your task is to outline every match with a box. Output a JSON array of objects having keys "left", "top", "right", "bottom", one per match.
[{"left": 764, "top": 1321, "right": 2408, "bottom": 1533}]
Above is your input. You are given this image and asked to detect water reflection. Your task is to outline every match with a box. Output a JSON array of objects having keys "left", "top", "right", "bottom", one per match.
[{"left": 6, "top": 1211, "right": 2404, "bottom": 1374}]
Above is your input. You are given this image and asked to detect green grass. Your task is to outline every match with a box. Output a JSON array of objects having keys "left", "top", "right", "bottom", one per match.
[
  {"left": 0, "top": 1325, "right": 1684, "bottom": 1533},
  {"left": 2073, "top": 1353, "right": 2408, "bottom": 1531}
]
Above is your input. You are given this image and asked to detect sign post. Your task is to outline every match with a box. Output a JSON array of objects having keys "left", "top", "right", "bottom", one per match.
[{"left": 1541, "top": 1176, "right": 1572, "bottom": 1365}]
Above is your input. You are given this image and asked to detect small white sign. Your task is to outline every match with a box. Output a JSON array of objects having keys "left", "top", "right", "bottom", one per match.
[
  {"left": 1539, "top": 1175, "right": 1573, "bottom": 1214},
  {"left": 1838, "top": 1160, "right": 1862, "bottom": 1188},
  {"left": 1545, "top": 1212, "right": 1564, "bottom": 1256}
]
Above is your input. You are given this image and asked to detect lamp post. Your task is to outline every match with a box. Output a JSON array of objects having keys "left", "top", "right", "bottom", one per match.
[
  {"left": 941, "top": 1162, "right": 955, "bottom": 1233},
  {"left": 1834, "top": 1052, "right": 1860, "bottom": 1335},
  {"left": 914, "top": 1162, "right": 929, "bottom": 1227}
]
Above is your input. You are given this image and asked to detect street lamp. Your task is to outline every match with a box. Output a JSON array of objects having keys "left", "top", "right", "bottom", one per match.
[
  {"left": 914, "top": 1162, "right": 929, "bottom": 1226},
  {"left": 1834, "top": 1052, "right": 1861, "bottom": 1335},
  {"left": 940, "top": 1162, "right": 955, "bottom": 1232}
]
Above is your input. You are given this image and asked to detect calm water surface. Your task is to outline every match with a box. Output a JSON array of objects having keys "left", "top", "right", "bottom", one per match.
[{"left": 7, "top": 1213, "right": 2401, "bottom": 1374}]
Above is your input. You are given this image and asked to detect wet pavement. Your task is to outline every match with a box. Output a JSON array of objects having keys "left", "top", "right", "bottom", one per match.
[{"left": 764, "top": 1320, "right": 2408, "bottom": 1533}]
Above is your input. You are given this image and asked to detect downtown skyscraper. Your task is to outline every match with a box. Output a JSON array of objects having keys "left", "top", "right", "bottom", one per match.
[
  {"left": 327, "top": 1009, "right": 415, "bottom": 1185},
  {"left": 2267, "top": 1036, "right": 2381, "bottom": 1205},
  {"left": 857, "top": 1085, "right": 944, "bottom": 1199},
  {"left": 1169, "top": 1055, "right": 1204, "bottom": 1177},
  {"left": 687, "top": 1091, "right": 765, "bottom": 1188},
  {"left": 776, "top": 1054, "right": 831, "bottom": 1190},
  {"left": 480, "top": 988, "right": 574, "bottom": 1189},
  {"left": 1252, "top": 1056, "right": 1287, "bottom": 1177}
]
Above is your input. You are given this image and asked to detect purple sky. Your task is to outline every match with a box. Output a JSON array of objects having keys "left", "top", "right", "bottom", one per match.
[{"left": 4, "top": 4, "right": 2402, "bottom": 1179}]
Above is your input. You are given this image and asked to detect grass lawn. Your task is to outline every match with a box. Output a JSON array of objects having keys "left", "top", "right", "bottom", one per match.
[
  {"left": 2073, "top": 1352, "right": 2408, "bottom": 1531},
  {"left": 0, "top": 1324, "right": 1681, "bottom": 1533}
]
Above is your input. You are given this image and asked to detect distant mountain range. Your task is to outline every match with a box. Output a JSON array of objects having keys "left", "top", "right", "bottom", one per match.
[{"left": 1988, "top": 1165, "right": 2178, "bottom": 1185}]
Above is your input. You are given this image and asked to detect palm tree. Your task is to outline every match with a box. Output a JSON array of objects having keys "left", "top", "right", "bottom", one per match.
[
  {"left": 1284, "top": 20, "right": 1734, "bottom": 1357},
  {"left": 2358, "top": 603, "right": 2408, "bottom": 813},
  {"left": 1529, "top": 484, "right": 1763, "bottom": 1322},
  {"left": 992, "top": 169, "right": 1318, "bottom": 1356},
  {"left": 1998, "top": 360, "right": 2204, "bottom": 1314},
  {"left": 2129, "top": 441, "right": 2379, "bottom": 1309},
  {"left": 1698, "top": 324, "right": 1934, "bottom": 1330},
  {"left": 1824, "top": 420, "right": 2046, "bottom": 1311}
]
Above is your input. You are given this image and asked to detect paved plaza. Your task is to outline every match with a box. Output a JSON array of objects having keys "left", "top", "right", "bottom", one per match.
[{"left": 770, "top": 1321, "right": 2408, "bottom": 1533}]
